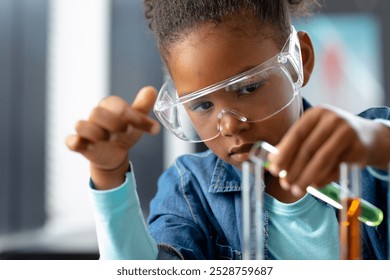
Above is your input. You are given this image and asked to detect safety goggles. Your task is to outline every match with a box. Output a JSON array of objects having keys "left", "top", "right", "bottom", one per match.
[{"left": 154, "top": 26, "right": 303, "bottom": 143}]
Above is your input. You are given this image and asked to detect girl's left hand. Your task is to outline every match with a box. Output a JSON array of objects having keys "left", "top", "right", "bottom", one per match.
[{"left": 267, "top": 105, "right": 390, "bottom": 196}]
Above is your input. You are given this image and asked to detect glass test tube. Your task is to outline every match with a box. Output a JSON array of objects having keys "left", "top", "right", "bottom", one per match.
[
  {"left": 242, "top": 159, "right": 264, "bottom": 260},
  {"left": 307, "top": 182, "right": 383, "bottom": 227},
  {"left": 339, "top": 163, "right": 362, "bottom": 260},
  {"left": 252, "top": 141, "right": 383, "bottom": 227}
]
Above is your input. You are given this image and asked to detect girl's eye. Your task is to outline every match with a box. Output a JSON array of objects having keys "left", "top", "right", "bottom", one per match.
[
  {"left": 189, "top": 101, "right": 214, "bottom": 112},
  {"left": 238, "top": 82, "right": 260, "bottom": 94}
]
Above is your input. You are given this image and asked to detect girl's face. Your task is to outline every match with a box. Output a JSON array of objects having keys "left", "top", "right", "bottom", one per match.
[{"left": 166, "top": 21, "right": 303, "bottom": 168}]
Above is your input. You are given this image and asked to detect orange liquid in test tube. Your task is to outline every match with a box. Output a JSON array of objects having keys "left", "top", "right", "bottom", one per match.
[
  {"left": 340, "top": 198, "right": 361, "bottom": 260},
  {"left": 339, "top": 163, "right": 362, "bottom": 260}
]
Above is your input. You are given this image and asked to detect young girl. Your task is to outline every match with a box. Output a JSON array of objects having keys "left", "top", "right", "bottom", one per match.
[{"left": 66, "top": 0, "right": 390, "bottom": 259}]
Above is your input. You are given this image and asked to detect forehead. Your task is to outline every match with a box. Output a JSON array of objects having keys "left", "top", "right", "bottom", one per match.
[{"left": 166, "top": 21, "right": 280, "bottom": 96}]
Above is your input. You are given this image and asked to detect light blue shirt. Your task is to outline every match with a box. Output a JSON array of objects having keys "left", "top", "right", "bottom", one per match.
[
  {"left": 264, "top": 193, "right": 340, "bottom": 259},
  {"left": 90, "top": 170, "right": 158, "bottom": 260}
]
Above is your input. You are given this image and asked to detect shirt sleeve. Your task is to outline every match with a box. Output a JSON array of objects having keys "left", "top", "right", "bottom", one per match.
[
  {"left": 366, "top": 118, "right": 390, "bottom": 181},
  {"left": 89, "top": 164, "right": 158, "bottom": 260}
]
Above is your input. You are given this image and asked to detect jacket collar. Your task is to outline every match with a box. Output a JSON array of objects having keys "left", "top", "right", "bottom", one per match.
[{"left": 209, "top": 157, "right": 242, "bottom": 193}]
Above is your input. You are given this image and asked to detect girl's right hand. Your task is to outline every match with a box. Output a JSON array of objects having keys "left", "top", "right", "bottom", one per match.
[{"left": 65, "top": 86, "right": 160, "bottom": 189}]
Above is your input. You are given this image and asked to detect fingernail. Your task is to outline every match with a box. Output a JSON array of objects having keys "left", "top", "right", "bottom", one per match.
[
  {"left": 291, "top": 185, "right": 303, "bottom": 196},
  {"left": 278, "top": 169, "right": 287, "bottom": 179},
  {"left": 280, "top": 179, "right": 290, "bottom": 190}
]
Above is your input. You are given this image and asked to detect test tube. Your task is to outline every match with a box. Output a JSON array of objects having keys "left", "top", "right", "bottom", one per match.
[
  {"left": 339, "top": 163, "right": 362, "bottom": 260},
  {"left": 242, "top": 159, "right": 264, "bottom": 260},
  {"left": 251, "top": 141, "right": 383, "bottom": 227},
  {"left": 307, "top": 183, "right": 383, "bottom": 226}
]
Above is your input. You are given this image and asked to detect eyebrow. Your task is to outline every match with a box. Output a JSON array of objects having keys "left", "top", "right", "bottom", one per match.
[
  {"left": 180, "top": 64, "right": 259, "bottom": 97},
  {"left": 234, "top": 65, "right": 258, "bottom": 76}
]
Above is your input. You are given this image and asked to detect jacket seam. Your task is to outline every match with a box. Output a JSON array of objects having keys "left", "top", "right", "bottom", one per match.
[
  {"left": 157, "top": 243, "right": 184, "bottom": 260},
  {"left": 214, "top": 159, "right": 225, "bottom": 187},
  {"left": 215, "top": 242, "right": 242, "bottom": 260},
  {"left": 174, "top": 161, "right": 201, "bottom": 227}
]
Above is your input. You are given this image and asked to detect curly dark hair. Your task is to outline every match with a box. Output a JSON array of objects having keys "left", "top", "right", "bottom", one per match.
[{"left": 144, "top": 0, "right": 320, "bottom": 58}]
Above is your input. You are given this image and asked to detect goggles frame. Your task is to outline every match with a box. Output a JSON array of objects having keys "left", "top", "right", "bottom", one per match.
[{"left": 154, "top": 26, "right": 303, "bottom": 142}]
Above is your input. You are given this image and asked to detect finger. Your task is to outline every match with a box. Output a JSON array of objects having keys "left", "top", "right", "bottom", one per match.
[
  {"left": 108, "top": 125, "right": 139, "bottom": 149},
  {"left": 99, "top": 93, "right": 160, "bottom": 135},
  {"left": 122, "top": 107, "right": 160, "bottom": 135},
  {"left": 89, "top": 107, "right": 128, "bottom": 133},
  {"left": 292, "top": 121, "right": 352, "bottom": 189},
  {"left": 289, "top": 165, "right": 339, "bottom": 197},
  {"left": 269, "top": 108, "right": 321, "bottom": 175},
  {"left": 132, "top": 86, "right": 158, "bottom": 114},
  {"left": 282, "top": 112, "right": 338, "bottom": 185},
  {"left": 131, "top": 86, "right": 160, "bottom": 134},
  {"left": 65, "top": 135, "right": 90, "bottom": 153},
  {"left": 75, "top": 120, "right": 109, "bottom": 142},
  {"left": 312, "top": 167, "right": 339, "bottom": 188}
]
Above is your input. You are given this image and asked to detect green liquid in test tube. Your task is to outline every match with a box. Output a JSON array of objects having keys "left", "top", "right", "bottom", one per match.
[
  {"left": 309, "top": 182, "right": 383, "bottom": 227},
  {"left": 249, "top": 141, "right": 384, "bottom": 227}
]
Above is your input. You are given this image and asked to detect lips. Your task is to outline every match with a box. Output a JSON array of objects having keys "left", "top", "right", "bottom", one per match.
[
  {"left": 228, "top": 143, "right": 254, "bottom": 163},
  {"left": 229, "top": 143, "right": 254, "bottom": 155}
]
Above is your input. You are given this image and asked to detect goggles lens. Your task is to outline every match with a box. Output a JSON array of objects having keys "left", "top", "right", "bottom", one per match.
[{"left": 154, "top": 26, "right": 303, "bottom": 143}]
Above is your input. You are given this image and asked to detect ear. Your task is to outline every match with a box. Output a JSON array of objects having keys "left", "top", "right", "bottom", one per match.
[{"left": 298, "top": 31, "right": 315, "bottom": 87}]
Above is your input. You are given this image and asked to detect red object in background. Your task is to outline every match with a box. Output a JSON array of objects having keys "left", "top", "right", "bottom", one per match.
[{"left": 322, "top": 43, "right": 344, "bottom": 91}]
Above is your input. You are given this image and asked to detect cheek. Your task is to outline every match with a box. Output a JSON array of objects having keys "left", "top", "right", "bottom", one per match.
[
  {"left": 204, "top": 141, "right": 228, "bottom": 161},
  {"left": 272, "top": 98, "right": 302, "bottom": 141},
  {"left": 251, "top": 98, "right": 301, "bottom": 144}
]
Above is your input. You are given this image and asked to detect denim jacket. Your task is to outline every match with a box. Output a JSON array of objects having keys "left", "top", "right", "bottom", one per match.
[{"left": 148, "top": 102, "right": 390, "bottom": 260}]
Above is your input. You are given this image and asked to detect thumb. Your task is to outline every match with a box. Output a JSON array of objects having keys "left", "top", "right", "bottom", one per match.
[{"left": 132, "top": 86, "right": 158, "bottom": 114}]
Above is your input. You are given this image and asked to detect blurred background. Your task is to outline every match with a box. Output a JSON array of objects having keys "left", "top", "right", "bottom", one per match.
[{"left": 0, "top": 0, "right": 389, "bottom": 259}]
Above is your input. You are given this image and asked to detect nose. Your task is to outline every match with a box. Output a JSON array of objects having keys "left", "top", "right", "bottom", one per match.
[{"left": 217, "top": 109, "right": 250, "bottom": 137}]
